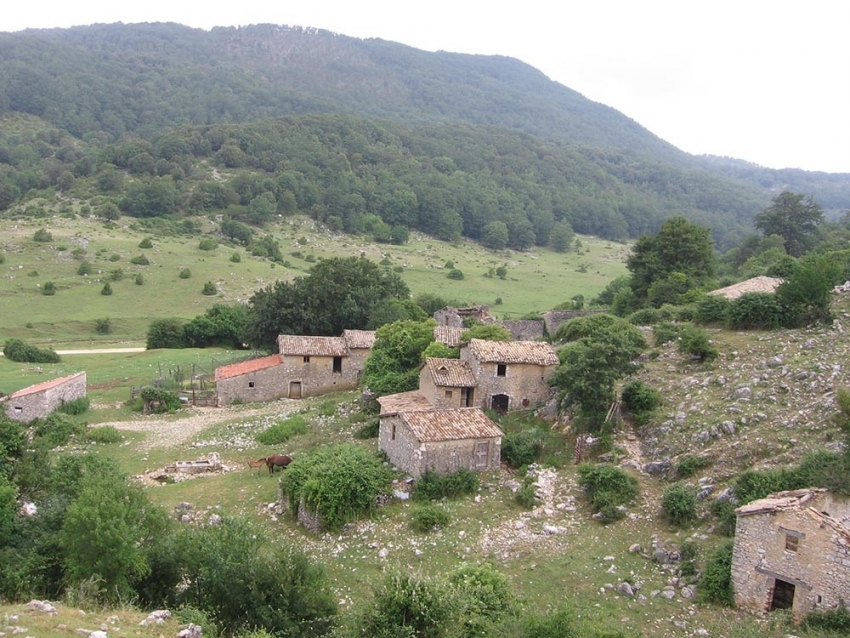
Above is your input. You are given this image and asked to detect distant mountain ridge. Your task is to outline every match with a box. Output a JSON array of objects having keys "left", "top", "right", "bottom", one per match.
[{"left": 0, "top": 21, "right": 848, "bottom": 247}]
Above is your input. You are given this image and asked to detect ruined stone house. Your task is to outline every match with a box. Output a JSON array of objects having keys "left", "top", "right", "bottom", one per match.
[
  {"left": 433, "top": 305, "right": 494, "bottom": 328},
  {"left": 214, "top": 354, "right": 286, "bottom": 405},
  {"left": 2, "top": 371, "right": 87, "bottom": 423},
  {"left": 433, "top": 325, "right": 465, "bottom": 348},
  {"left": 418, "top": 357, "right": 477, "bottom": 409},
  {"left": 377, "top": 391, "right": 502, "bottom": 478},
  {"left": 460, "top": 338, "right": 558, "bottom": 412},
  {"left": 732, "top": 488, "right": 850, "bottom": 618}
]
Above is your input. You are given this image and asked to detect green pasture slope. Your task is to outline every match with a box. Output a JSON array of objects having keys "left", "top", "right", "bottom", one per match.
[{"left": 0, "top": 213, "right": 629, "bottom": 347}]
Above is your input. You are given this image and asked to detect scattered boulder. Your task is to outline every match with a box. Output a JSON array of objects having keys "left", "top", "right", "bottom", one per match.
[
  {"left": 140, "top": 610, "right": 171, "bottom": 627},
  {"left": 26, "top": 600, "right": 56, "bottom": 613},
  {"left": 177, "top": 624, "right": 203, "bottom": 638},
  {"left": 617, "top": 582, "right": 634, "bottom": 597}
]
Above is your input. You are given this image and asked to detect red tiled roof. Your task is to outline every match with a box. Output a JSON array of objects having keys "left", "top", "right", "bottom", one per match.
[
  {"left": 400, "top": 408, "right": 503, "bottom": 442},
  {"left": 424, "top": 358, "right": 476, "bottom": 387},
  {"left": 466, "top": 339, "right": 558, "bottom": 366},
  {"left": 9, "top": 371, "right": 86, "bottom": 398},
  {"left": 377, "top": 391, "right": 433, "bottom": 415},
  {"left": 342, "top": 329, "right": 376, "bottom": 349},
  {"left": 433, "top": 326, "right": 465, "bottom": 347},
  {"left": 277, "top": 335, "right": 349, "bottom": 357},
  {"left": 214, "top": 354, "right": 282, "bottom": 381}
]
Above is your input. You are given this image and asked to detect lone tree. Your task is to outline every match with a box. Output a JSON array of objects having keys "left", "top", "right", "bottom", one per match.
[
  {"left": 627, "top": 216, "right": 715, "bottom": 306},
  {"left": 755, "top": 191, "right": 823, "bottom": 258}
]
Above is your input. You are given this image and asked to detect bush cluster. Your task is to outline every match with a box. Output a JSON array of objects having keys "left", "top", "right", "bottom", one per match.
[
  {"left": 661, "top": 483, "right": 698, "bottom": 526},
  {"left": 577, "top": 463, "right": 638, "bottom": 524},
  {"left": 500, "top": 430, "right": 541, "bottom": 468},
  {"left": 697, "top": 541, "right": 734, "bottom": 606},
  {"left": 57, "top": 396, "right": 90, "bottom": 416},
  {"left": 621, "top": 381, "right": 662, "bottom": 426},
  {"left": 412, "top": 469, "right": 479, "bottom": 502},
  {"left": 255, "top": 415, "right": 309, "bottom": 445},
  {"left": 3, "top": 338, "right": 60, "bottom": 363},
  {"left": 410, "top": 505, "right": 451, "bottom": 533},
  {"left": 86, "top": 426, "right": 123, "bottom": 444}
]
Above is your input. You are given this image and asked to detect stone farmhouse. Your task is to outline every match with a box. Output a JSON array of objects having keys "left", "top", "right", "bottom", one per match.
[
  {"left": 214, "top": 330, "right": 375, "bottom": 404},
  {"left": 461, "top": 338, "right": 559, "bottom": 412},
  {"left": 419, "top": 357, "right": 477, "bottom": 409},
  {"left": 731, "top": 488, "right": 850, "bottom": 618},
  {"left": 2, "top": 371, "right": 87, "bottom": 423},
  {"left": 377, "top": 391, "right": 502, "bottom": 477}
]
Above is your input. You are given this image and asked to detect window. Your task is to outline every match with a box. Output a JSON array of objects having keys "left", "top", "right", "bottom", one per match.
[
  {"left": 248, "top": 381, "right": 255, "bottom": 388},
  {"left": 14, "top": 406, "right": 22, "bottom": 414},
  {"left": 303, "top": 356, "right": 311, "bottom": 363},
  {"left": 785, "top": 535, "right": 799, "bottom": 552},
  {"left": 445, "top": 390, "right": 453, "bottom": 399},
  {"left": 391, "top": 424, "right": 396, "bottom": 440},
  {"left": 333, "top": 356, "right": 342, "bottom": 373},
  {"left": 496, "top": 363, "right": 507, "bottom": 377}
]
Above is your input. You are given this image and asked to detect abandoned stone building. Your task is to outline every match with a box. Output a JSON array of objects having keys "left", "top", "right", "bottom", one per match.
[
  {"left": 433, "top": 305, "right": 494, "bottom": 328},
  {"left": 418, "top": 357, "right": 477, "bottom": 409},
  {"left": 214, "top": 354, "right": 285, "bottom": 405},
  {"left": 2, "top": 371, "right": 87, "bottom": 423},
  {"left": 433, "top": 325, "right": 465, "bottom": 348},
  {"left": 377, "top": 391, "right": 502, "bottom": 477},
  {"left": 732, "top": 488, "right": 850, "bottom": 618},
  {"left": 460, "top": 338, "right": 558, "bottom": 412}
]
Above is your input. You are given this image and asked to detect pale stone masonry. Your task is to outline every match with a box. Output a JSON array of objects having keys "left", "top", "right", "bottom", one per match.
[
  {"left": 377, "top": 393, "right": 502, "bottom": 478},
  {"left": 2, "top": 371, "right": 86, "bottom": 423},
  {"left": 732, "top": 489, "right": 850, "bottom": 619},
  {"left": 419, "top": 358, "right": 477, "bottom": 409},
  {"left": 214, "top": 354, "right": 286, "bottom": 405}
]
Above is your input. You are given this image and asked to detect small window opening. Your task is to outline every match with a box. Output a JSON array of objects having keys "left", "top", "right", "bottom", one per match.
[
  {"left": 496, "top": 363, "right": 507, "bottom": 377},
  {"left": 248, "top": 381, "right": 255, "bottom": 388},
  {"left": 333, "top": 356, "right": 342, "bottom": 373},
  {"left": 14, "top": 406, "right": 22, "bottom": 414},
  {"left": 785, "top": 535, "right": 799, "bottom": 552},
  {"left": 391, "top": 424, "right": 396, "bottom": 440},
  {"left": 303, "top": 355, "right": 311, "bottom": 363},
  {"left": 445, "top": 390, "right": 453, "bottom": 399}
]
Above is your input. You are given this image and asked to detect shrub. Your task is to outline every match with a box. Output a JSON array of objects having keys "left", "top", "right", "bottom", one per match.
[
  {"left": 410, "top": 505, "right": 451, "bottom": 532},
  {"left": 412, "top": 469, "right": 479, "bottom": 502},
  {"left": 109, "top": 268, "right": 124, "bottom": 281},
  {"left": 515, "top": 476, "right": 538, "bottom": 509},
  {"left": 41, "top": 281, "right": 56, "bottom": 295},
  {"left": 697, "top": 541, "right": 734, "bottom": 606},
  {"left": 139, "top": 386, "right": 182, "bottom": 413},
  {"left": 447, "top": 268, "right": 465, "bottom": 280},
  {"left": 95, "top": 318, "right": 111, "bottom": 334},
  {"left": 801, "top": 604, "right": 850, "bottom": 633},
  {"left": 353, "top": 417, "right": 380, "bottom": 439},
  {"left": 676, "top": 454, "right": 711, "bottom": 477},
  {"left": 230, "top": 251, "right": 241, "bottom": 263},
  {"left": 711, "top": 500, "right": 738, "bottom": 537},
  {"left": 198, "top": 237, "right": 218, "bottom": 251},
  {"left": 33, "top": 412, "right": 85, "bottom": 448},
  {"left": 449, "top": 563, "right": 516, "bottom": 635},
  {"left": 628, "top": 307, "right": 662, "bottom": 325},
  {"left": 696, "top": 294, "right": 730, "bottom": 324},
  {"left": 726, "top": 292, "right": 782, "bottom": 330},
  {"left": 57, "top": 396, "right": 90, "bottom": 415},
  {"left": 678, "top": 325, "right": 718, "bottom": 362},
  {"left": 146, "top": 318, "right": 186, "bottom": 349},
  {"left": 652, "top": 321, "right": 682, "bottom": 346},
  {"left": 621, "top": 381, "right": 662, "bottom": 421},
  {"left": 86, "top": 426, "right": 123, "bottom": 444},
  {"left": 577, "top": 463, "right": 638, "bottom": 523},
  {"left": 662, "top": 483, "right": 698, "bottom": 526},
  {"left": 33, "top": 228, "right": 53, "bottom": 242},
  {"left": 77, "top": 260, "right": 94, "bottom": 275},
  {"left": 130, "top": 254, "right": 150, "bottom": 265},
  {"left": 554, "top": 313, "right": 620, "bottom": 342},
  {"left": 279, "top": 444, "right": 393, "bottom": 531},
  {"left": 202, "top": 281, "right": 217, "bottom": 295},
  {"left": 179, "top": 268, "right": 192, "bottom": 279},
  {"left": 109, "top": 253, "right": 121, "bottom": 262},
  {"left": 138, "top": 238, "right": 153, "bottom": 249},
  {"left": 101, "top": 282, "right": 113, "bottom": 295},
  {"left": 356, "top": 573, "right": 452, "bottom": 638},
  {"left": 255, "top": 415, "right": 309, "bottom": 445},
  {"left": 3, "top": 338, "right": 60, "bottom": 363},
  {"left": 501, "top": 430, "right": 541, "bottom": 468}
]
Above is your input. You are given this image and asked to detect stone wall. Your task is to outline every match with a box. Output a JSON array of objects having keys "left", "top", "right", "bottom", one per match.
[
  {"left": 732, "top": 495, "right": 850, "bottom": 617},
  {"left": 418, "top": 368, "right": 465, "bottom": 409},
  {"left": 4, "top": 372, "right": 87, "bottom": 423},
  {"left": 460, "top": 352, "right": 553, "bottom": 412},
  {"left": 420, "top": 437, "right": 501, "bottom": 475},
  {"left": 379, "top": 414, "right": 423, "bottom": 476},
  {"left": 542, "top": 309, "right": 603, "bottom": 336},
  {"left": 215, "top": 364, "right": 289, "bottom": 405},
  {"left": 501, "top": 319, "right": 545, "bottom": 342},
  {"left": 279, "top": 354, "right": 359, "bottom": 397}
]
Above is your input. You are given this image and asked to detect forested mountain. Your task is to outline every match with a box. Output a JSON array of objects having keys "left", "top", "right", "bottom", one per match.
[{"left": 0, "top": 21, "right": 848, "bottom": 249}]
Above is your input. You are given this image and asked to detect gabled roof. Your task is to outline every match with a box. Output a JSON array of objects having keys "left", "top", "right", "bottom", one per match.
[
  {"left": 342, "top": 329, "right": 376, "bottom": 350},
  {"left": 377, "top": 391, "right": 433, "bottom": 415},
  {"left": 278, "top": 335, "right": 349, "bottom": 357},
  {"left": 423, "top": 358, "right": 476, "bottom": 387},
  {"left": 433, "top": 326, "right": 465, "bottom": 347},
  {"left": 8, "top": 371, "right": 86, "bottom": 399},
  {"left": 708, "top": 276, "right": 783, "bottom": 300},
  {"left": 466, "top": 338, "right": 559, "bottom": 366},
  {"left": 399, "top": 407, "right": 503, "bottom": 442},
  {"left": 214, "top": 354, "right": 282, "bottom": 381},
  {"left": 736, "top": 488, "right": 827, "bottom": 516}
]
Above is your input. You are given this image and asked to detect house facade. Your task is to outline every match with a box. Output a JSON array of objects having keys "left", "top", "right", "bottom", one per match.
[
  {"left": 460, "top": 339, "right": 558, "bottom": 412},
  {"left": 214, "top": 354, "right": 286, "bottom": 405},
  {"left": 2, "top": 371, "right": 87, "bottom": 423},
  {"left": 418, "top": 358, "right": 477, "bottom": 410},
  {"left": 277, "top": 334, "right": 357, "bottom": 398},
  {"left": 732, "top": 489, "right": 850, "bottom": 618},
  {"left": 377, "top": 397, "right": 502, "bottom": 477}
]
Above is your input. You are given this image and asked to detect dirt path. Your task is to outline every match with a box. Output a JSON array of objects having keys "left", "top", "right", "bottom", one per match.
[{"left": 104, "top": 399, "right": 300, "bottom": 451}]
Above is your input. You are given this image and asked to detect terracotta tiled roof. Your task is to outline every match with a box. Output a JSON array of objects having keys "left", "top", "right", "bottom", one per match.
[
  {"left": 735, "top": 488, "right": 827, "bottom": 516},
  {"left": 342, "top": 329, "right": 376, "bottom": 349},
  {"left": 214, "top": 354, "right": 282, "bottom": 381},
  {"left": 433, "top": 326, "right": 465, "bottom": 347},
  {"left": 377, "top": 391, "right": 433, "bottom": 415},
  {"left": 424, "top": 358, "right": 476, "bottom": 387},
  {"left": 708, "top": 276, "right": 783, "bottom": 300},
  {"left": 277, "top": 335, "right": 349, "bottom": 357},
  {"left": 399, "top": 408, "right": 503, "bottom": 442},
  {"left": 9, "top": 371, "right": 86, "bottom": 398},
  {"left": 466, "top": 338, "right": 559, "bottom": 366}
]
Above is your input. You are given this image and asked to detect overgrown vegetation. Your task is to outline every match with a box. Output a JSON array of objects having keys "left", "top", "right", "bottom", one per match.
[
  {"left": 577, "top": 463, "right": 638, "bottom": 524},
  {"left": 412, "top": 469, "right": 480, "bottom": 502},
  {"left": 3, "top": 338, "right": 60, "bottom": 363},
  {"left": 255, "top": 414, "right": 310, "bottom": 445}
]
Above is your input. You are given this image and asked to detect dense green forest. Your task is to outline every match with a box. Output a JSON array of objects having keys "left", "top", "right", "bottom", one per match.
[{"left": 0, "top": 22, "right": 848, "bottom": 250}]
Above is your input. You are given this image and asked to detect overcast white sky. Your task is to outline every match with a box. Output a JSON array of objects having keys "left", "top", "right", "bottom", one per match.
[{"left": 3, "top": 1, "right": 849, "bottom": 173}]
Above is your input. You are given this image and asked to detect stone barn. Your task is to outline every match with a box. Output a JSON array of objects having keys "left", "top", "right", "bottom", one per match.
[
  {"left": 731, "top": 488, "right": 850, "bottom": 619},
  {"left": 214, "top": 354, "right": 285, "bottom": 405},
  {"left": 2, "top": 371, "right": 87, "bottom": 423},
  {"left": 418, "top": 357, "right": 477, "bottom": 409},
  {"left": 378, "top": 402, "right": 502, "bottom": 478},
  {"left": 461, "top": 338, "right": 558, "bottom": 412}
]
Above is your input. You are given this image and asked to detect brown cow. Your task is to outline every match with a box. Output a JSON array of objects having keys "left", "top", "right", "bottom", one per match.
[{"left": 265, "top": 454, "right": 292, "bottom": 474}]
